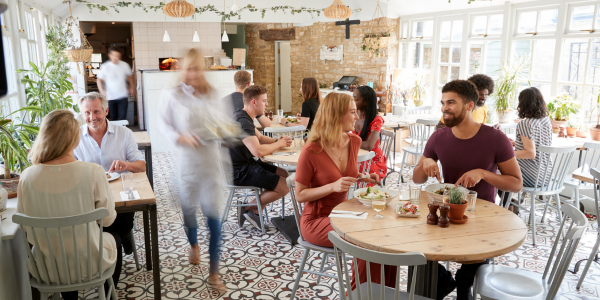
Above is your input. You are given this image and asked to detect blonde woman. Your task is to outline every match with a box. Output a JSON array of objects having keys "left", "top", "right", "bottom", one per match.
[
  {"left": 158, "top": 48, "right": 229, "bottom": 291},
  {"left": 294, "top": 93, "right": 392, "bottom": 290},
  {"left": 17, "top": 110, "right": 120, "bottom": 300}
]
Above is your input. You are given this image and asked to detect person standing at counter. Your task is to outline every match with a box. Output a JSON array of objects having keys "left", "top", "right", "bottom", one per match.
[
  {"left": 279, "top": 77, "right": 321, "bottom": 130},
  {"left": 224, "top": 70, "right": 272, "bottom": 128},
  {"left": 97, "top": 47, "right": 134, "bottom": 121}
]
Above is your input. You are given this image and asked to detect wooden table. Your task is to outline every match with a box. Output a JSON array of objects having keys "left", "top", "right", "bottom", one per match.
[
  {"left": 110, "top": 172, "right": 161, "bottom": 300},
  {"left": 572, "top": 171, "right": 594, "bottom": 183},
  {"left": 330, "top": 191, "right": 527, "bottom": 298},
  {"left": 133, "top": 131, "right": 153, "bottom": 190},
  {"left": 263, "top": 147, "right": 370, "bottom": 166}
]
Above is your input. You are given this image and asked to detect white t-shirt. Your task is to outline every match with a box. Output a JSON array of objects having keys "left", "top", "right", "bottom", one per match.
[{"left": 98, "top": 60, "right": 133, "bottom": 100}]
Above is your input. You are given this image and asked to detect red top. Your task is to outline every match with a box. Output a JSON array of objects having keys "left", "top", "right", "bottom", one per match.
[
  {"left": 353, "top": 115, "right": 387, "bottom": 179},
  {"left": 295, "top": 134, "right": 361, "bottom": 221}
]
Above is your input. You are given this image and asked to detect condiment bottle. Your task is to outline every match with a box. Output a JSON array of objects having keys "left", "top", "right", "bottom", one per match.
[
  {"left": 427, "top": 201, "right": 440, "bottom": 225},
  {"left": 438, "top": 204, "right": 450, "bottom": 228}
]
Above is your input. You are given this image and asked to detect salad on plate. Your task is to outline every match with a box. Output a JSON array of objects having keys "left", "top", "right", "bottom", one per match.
[{"left": 357, "top": 187, "right": 390, "bottom": 200}]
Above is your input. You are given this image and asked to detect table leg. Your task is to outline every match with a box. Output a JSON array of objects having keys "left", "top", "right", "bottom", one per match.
[
  {"left": 408, "top": 260, "right": 438, "bottom": 299},
  {"left": 150, "top": 204, "right": 161, "bottom": 300},
  {"left": 143, "top": 210, "right": 152, "bottom": 270},
  {"left": 146, "top": 146, "right": 153, "bottom": 190}
]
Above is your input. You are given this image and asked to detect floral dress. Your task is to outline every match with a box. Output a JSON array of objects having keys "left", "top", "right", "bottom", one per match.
[{"left": 353, "top": 115, "right": 387, "bottom": 179}]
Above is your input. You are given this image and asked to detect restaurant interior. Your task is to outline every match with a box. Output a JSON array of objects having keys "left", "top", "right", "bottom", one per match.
[{"left": 3, "top": 0, "right": 600, "bottom": 299}]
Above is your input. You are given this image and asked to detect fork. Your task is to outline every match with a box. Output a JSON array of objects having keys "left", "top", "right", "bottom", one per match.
[{"left": 330, "top": 211, "right": 367, "bottom": 216}]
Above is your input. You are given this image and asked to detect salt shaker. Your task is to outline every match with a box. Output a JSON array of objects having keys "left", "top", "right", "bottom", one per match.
[
  {"left": 438, "top": 204, "right": 450, "bottom": 228},
  {"left": 427, "top": 201, "right": 439, "bottom": 225}
]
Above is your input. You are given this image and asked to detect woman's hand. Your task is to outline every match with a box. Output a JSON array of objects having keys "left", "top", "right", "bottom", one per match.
[
  {"left": 331, "top": 177, "right": 357, "bottom": 193},
  {"left": 177, "top": 135, "right": 200, "bottom": 148},
  {"left": 357, "top": 173, "right": 380, "bottom": 186}
]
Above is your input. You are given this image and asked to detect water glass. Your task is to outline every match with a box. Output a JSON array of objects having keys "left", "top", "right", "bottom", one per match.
[
  {"left": 277, "top": 109, "right": 284, "bottom": 118},
  {"left": 395, "top": 183, "right": 410, "bottom": 201},
  {"left": 121, "top": 171, "right": 134, "bottom": 199},
  {"left": 294, "top": 137, "right": 303, "bottom": 154},
  {"left": 409, "top": 182, "right": 421, "bottom": 203},
  {"left": 466, "top": 191, "right": 477, "bottom": 212}
]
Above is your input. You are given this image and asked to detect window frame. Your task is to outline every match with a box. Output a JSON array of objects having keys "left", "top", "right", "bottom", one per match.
[
  {"left": 566, "top": 2, "right": 600, "bottom": 34},
  {"left": 513, "top": 5, "right": 560, "bottom": 38}
]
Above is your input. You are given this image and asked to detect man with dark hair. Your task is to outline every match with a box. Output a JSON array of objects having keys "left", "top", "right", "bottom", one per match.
[
  {"left": 229, "top": 85, "right": 292, "bottom": 229},
  {"left": 98, "top": 47, "right": 134, "bottom": 121},
  {"left": 413, "top": 79, "right": 522, "bottom": 300},
  {"left": 437, "top": 74, "right": 495, "bottom": 129},
  {"left": 223, "top": 70, "right": 272, "bottom": 127}
]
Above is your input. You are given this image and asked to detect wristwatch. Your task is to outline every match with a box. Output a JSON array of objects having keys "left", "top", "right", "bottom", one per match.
[{"left": 285, "top": 121, "right": 289, "bottom": 125}]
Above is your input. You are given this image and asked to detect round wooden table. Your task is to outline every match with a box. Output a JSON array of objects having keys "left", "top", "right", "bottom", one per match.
[
  {"left": 330, "top": 190, "right": 527, "bottom": 298},
  {"left": 263, "top": 147, "right": 370, "bottom": 166}
]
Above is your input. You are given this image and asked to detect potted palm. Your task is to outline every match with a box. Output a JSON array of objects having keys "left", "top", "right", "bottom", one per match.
[
  {"left": 547, "top": 94, "right": 579, "bottom": 134},
  {"left": 494, "top": 56, "right": 529, "bottom": 123},
  {"left": 446, "top": 186, "right": 467, "bottom": 221},
  {"left": 0, "top": 107, "right": 40, "bottom": 182},
  {"left": 408, "top": 70, "right": 430, "bottom": 107}
]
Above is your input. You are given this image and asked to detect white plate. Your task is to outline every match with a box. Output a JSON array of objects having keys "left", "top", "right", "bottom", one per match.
[
  {"left": 396, "top": 203, "right": 420, "bottom": 217},
  {"left": 353, "top": 187, "right": 398, "bottom": 207},
  {"left": 107, "top": 173, "right": 120, "bottom": 182},
  {"left": 424, "top": 183, "right": 468, "bottom": 201}
]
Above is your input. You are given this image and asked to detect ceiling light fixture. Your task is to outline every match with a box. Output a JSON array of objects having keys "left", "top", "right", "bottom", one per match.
[
  {"left": 163, "top": 13, "right": 170, "bottom": 42},
  {"left": 192, "top": 0, "right": 200, "bottom": 42},
  {"left": 324, "top": 0, "right": 353, "bottom": 19},
  {"left": 221, "top": 0, "right": 229, "bottom": 42},
  {"left": 230, "top": 0, "right": 239, "bottom": 13},
  {"left": 163, "top": 0, "right": 195, "bottom": 18}
]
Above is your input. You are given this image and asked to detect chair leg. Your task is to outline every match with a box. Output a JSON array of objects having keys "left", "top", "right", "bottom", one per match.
[
  {"left": 220, "top": 189, "right": 234, "bottom": 230},
  {"left": 281, "top": 197, "right": 286, "bottom": 218},
  {"left": 291, "top": 248, "right": 311, "bottom": 299},
  {"left": 52, "top": 292, "right": 60, "bottom": 300},
  {"left": 530, "top": 193, "right": 536, "bottom": 246},
  {"left": 574, "top": 189, "right": 581, "bottom": 214},
  {"left": 316, "top": 253, "right": 327, "bottom": 284},
  {"left": 555, "top": 194, "right": 563, "bottom": 225},
  {"left": 130, "top": 229, "right": 141, "bottom": 271},
  {"left": 108, "top": 277, "right": 118, "bottom": 300},
  {"left": 98, "top": 283, "right": 106, "bottom": 300},
  {"left": 254, "top": 188, "right": 266, "bottom": 234},
  {"left": 40, "top": 292, "right": 48, "bottom": 300},
  {"left": 577, "top": 233, "right": 600, "bottom": 289},
  {"left": 397, "top": 151, "right": 408, "bottom": 184},
  {"left": 541, "top": 196, "right": 549, "bottom": 223}
]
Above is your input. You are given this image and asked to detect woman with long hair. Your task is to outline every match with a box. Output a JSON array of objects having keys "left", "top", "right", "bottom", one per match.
[
  {"left": 352, "top": 86, "right": 387, "bottom": 179},
  {"left": 158, "top": 48, "right": 231, "bottom": 291},
  {"left": 18, "top": 110, "right": 120, "bottom": 300},
  {"left": 295, "top": 93, "right": 395, "bottom": 290},
  {"left": 279, "top": 77, "right": 321, "bottom": 130}
]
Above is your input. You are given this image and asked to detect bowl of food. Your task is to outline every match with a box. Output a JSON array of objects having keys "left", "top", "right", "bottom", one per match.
[
  {"left": 424, "top": 183, "right": 468, "bottom": 201},
  {"left": 354, "top": 186, "right": 398, "bottom": 207},
  {"left": 396, "top": 202, "right": 420, "bottom": 218},
  {"left": 287, "top": 117, "right": 298, "bottom": 123}
]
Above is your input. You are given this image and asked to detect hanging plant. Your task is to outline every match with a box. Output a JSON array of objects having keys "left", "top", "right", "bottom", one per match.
[{"left": 361, "top": 33, "right": 391, "bottom": 57}]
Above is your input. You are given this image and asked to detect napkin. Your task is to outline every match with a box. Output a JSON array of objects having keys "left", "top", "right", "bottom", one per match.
[
  {"left": 329, "top": 210, "right": 368, "bottom": 220},
  {"left": 272, "top": 152, "right": 293, "bottom": 156},
  {"left": 120, "top": 190, "right": 141, "bottom": 201}
]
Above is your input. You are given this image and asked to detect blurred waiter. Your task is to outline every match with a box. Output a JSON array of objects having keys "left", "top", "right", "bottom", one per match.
[{"left": 98, "top": 46, "right": 134, "bottom": 121}]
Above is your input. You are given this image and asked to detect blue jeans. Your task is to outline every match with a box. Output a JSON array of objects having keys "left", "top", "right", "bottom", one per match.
[{"left": 182, "top": 205, "right": 222, "bottom": 274}]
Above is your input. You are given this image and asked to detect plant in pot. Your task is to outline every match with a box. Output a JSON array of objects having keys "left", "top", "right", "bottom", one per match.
[
  {"left": 0, "top": 107, "right": 40, "bottom": 184},
  {"left": 408, "top": 70, "right": 430, "bottom": 107},
  {"left": 494, "top": 55, "right": 529, "bottom": 123},
  {"left": 591, "top": 90, "right": 600, "bottom": 141},
  {"left": 577, "top": 124, "right": 589, "bottom": 138},
  {"left": 547, "top": 94, "right": 579, "bottom": 134},
  {"left": 566, "top": 120, "right": 578, "bottom": 137},
  {"left": 446, "top": 186, "right": 467, "bottom": 221}
]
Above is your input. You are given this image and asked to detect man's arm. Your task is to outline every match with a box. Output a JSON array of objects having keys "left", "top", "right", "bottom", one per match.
[
  {"left": 455, "top": 157, "right": 522, "bottom": 192},
  {"left": 127, "top": 75, "right": 135, "bottom": 96},
  {"left": 242, "top": 135, "right": 287, "bottom": 158},
  {"left": 254, "top": 128, "right": 279, "bottom": 144},
  {"left": 98, "top": 78, "right": 106, "bottom": 96},
  {"left": 413, "top": 156, "right": 439, "bottom": 184},
  {"left": 257, "top": 115, "right": 272, "bottom": 128},
  {"left": 108, "top": 159, "right": 146, "bottom": 173}
]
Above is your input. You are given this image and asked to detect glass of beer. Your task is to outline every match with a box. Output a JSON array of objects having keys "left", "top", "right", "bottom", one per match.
[{"left": 372, "top": 200, "right": 386, "bottom": 219}]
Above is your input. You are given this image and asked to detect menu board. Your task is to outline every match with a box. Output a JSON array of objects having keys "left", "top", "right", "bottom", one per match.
[{"left": 232, "top": 48, "right": 246, "bottom": 66}]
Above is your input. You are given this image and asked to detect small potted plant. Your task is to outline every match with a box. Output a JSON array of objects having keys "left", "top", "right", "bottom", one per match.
[
  {"left": 408, "top": 70, "right": 430, "bottom": 107},
  {"left": 494, "top": 55, "right": 529, "bottom": 123},
  {"left": 446, "top": 186, "right": 467, "bottom": 221},
  {"left": 547, "top": 94, "right": 579, "bottom": 133},
  {"left": 566, "top": 120, "right": 578, "bottom": 137},
  {"left": 577, "top": 124, "right": 589, "bottom": 138}
]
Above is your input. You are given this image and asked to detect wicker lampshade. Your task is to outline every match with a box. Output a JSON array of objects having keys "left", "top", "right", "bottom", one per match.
[
  {"left": 324, "top": 0, "right": 353, "bottom": 19},
  {"left": 163, "top": 0, "right": 195, "bottom": 18}
]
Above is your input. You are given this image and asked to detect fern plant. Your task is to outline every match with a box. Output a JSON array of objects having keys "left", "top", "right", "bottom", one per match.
[{"left": 448, "top": 187, "right": 465, "bottom": 205}]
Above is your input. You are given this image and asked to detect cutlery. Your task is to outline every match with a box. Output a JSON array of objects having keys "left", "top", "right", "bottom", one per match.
[{"left": 330, "top": 211, "right": 367, "bottom": 216}]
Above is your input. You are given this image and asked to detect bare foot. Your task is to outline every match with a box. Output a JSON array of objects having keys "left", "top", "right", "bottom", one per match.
[
  {"left": 207, "top": 274, "right": 227, "bottom": 292},
  {"left": 189, "top": 244, "right": 200, "bottom": 265}
]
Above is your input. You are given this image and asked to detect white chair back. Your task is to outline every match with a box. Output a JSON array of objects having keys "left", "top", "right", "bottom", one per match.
[
  {"left": 264, "top": 125, "right": 306, "bottom": 139},
  {"left": 578, "top": 142, "right": 600, "bottom": 173},
  {"left": 357, "top": 151, "right": 376, "bottom": 190},
  {"left": 329, "top": 231, "right": 427, "bottom": 300},
  {"left": 407, "top": 119, "right": 437, "bottom": 152},
  {"left": 532, "top": 145, "right": 577, "bottom": 191},
  {"left": 498, "top": 122, "right": 517, "bottom": 134},
  {"left": 286, "top": 174, "right": 304, "bottom": 239},
  {"left": 380, "top": 129, "right": 394, "bottom": 164},
  {"left": 405, "top": 106, "right": 432, "bottom": 115}
]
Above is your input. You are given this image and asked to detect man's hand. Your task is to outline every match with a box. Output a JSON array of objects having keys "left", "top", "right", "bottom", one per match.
[
  {"left": 331, "top": 177, "right": 357, "bottom": 193},
  {"left": 129, "top": 87, "right": 135, "bottom": 96},
  {"left": 422, "top": 158, "right": 441, "bottom": 181},
  {"left": 278, "top": 135, "right": 292, "bottom": 147},
  {"left": 357, "top": 173, "right": 380, "bottom": 186},
  {"left": 279, "top": 117, "right": 288, "bottom": 125},
  {"left": 109, "top": 160, "right": 130, "bottom": 173},
  {"left": 177, "top": 135, "right": 201, "bottom": 148},
  {"left": 455, "top": 169, "right": 485, "bottom": 188}
]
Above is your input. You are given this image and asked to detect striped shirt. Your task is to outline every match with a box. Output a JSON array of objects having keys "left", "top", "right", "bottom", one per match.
[{"left": 515, "top": 117, "right": 553, "bottom": 187}]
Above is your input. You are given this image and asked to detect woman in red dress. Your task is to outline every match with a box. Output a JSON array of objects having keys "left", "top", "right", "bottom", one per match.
[
  {"left": 294, "top": 92, "right": 396, "bottom": 290},
  {"left": 353, "top": 86, "right": 387, "bottom": 180}
]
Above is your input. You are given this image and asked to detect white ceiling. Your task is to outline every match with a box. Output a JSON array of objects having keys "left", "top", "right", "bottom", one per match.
[{"left": 29, "top": 0, "right": 541, "bottom": 22}]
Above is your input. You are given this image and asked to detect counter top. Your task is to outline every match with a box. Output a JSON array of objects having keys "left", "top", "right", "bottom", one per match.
[{"left": 139, "top": 69, "right": 253, "bottom": 73}]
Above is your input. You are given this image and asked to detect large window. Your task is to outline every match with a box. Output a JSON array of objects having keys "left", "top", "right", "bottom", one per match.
[
  {"left": 437, "top": 20, "right": 463, "bottom": 86},
  {"left": 1, "top": 11, "right": 21, "bottom": 114}
]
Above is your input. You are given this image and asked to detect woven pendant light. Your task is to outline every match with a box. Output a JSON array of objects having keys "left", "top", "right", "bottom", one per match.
[
  {"left": 163, "top": 0, "right": 195, "bottom": 18},
  {"left": 324, "top": 0, "right": 353, "bottom": 20}
]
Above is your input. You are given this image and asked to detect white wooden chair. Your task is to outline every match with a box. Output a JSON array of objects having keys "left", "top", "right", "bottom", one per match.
[
  {"left": 349, "top": 151, "right": 376, "bottom": 199},
  {"left": 405, "top": 106, "right": 432, "bottom": 115},
  {"left": 13, "top": 208, "right": 118, "bottom": 300},
  {"left": 263, "top": 125, "right": 306, "bottom": 139},
  {"left": 564, "top": 142, "right": 600, "bottom": 211},
  {"left": 576, "top": 167, "right": 600, "bottom": 289},
  {"left": 379, "top": 129, "right": 395, "bottom": 185},
  {"left": 397, "top": 119, "right": 438, "bottom": 184}
]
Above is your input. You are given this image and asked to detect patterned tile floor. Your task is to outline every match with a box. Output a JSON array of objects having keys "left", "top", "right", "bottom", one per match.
[{"left": 77, "top": 152, "right": 600, "bottom": 300}]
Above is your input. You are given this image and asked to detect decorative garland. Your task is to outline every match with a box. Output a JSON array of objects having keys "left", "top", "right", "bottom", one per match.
[{"left": 72, "top": 1, "right": 322, "bottom": 20}]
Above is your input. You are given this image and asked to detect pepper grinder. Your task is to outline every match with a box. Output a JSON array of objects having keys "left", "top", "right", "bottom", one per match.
[
  {"left": 427, "top": 201, "right": 440, "bottom": 225},
  {"left": 438, "top": 204, "right": 450, "bottom": 228},
  {"left": 558, "top": 125, "right": 566, "bottom": 138}
]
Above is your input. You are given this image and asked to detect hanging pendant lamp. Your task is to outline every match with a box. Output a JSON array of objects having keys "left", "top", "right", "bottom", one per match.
[
  {"left": 230, "top": 0, "right": 239, "bottom": 12},
  {"left": 163, "top": 0, "right": 195, "bottom": 18},
  {"left": 221, "top": 0, "right": 229, "bottom": 42},
  {"left": 192, "top": 0, "right": 200, "bottom": 42},
  {"left": 324, "top": 0, "right": 353, "bottom": 19},
  {"left": 163, "top": 14, "right": 170, "bottom": 42}
]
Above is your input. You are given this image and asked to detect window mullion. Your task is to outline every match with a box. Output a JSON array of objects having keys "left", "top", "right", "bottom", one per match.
[
  {"left": 583, "top": 38, "right": 593, "bottom": 85},
  {"left": 593, "top": 4, "right": 599, "bottom": 31}
]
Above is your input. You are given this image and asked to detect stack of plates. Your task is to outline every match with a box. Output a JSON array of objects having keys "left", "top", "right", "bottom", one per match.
[{"left": 212, "top": 49, "right": 227, "bottom": 61}]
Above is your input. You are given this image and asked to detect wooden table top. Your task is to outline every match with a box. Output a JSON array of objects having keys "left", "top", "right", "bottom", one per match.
[
  {"left": 330, "top": 191, "right": 527, "bottom": 262},
  {"left": 110, "top": 172, "right": 156, "bottom": 207},
  {"left": 263, "top": 148, "right": 369, "bottom": 166},
  {"left": 133, "top": 131, "right": 151, "bottom": 146}
]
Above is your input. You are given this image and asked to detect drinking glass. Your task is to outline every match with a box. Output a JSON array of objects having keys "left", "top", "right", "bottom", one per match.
[
  {"left": 410, "top": 182, "right": 421, "bottom": 203},
  {"left": 394, "top": 183, "right": 410, "bottom": 201},
  {"left": 277, "top": 109, "right": 284, "bottom": 118},
  {"left": 294, "top": 136, "right": 303, "bottom": 154},
  {"left": 372, "top": 200, "right": 386, "bottom": 219},
  {"left": 121, "top": 171, "right": 134, "bottom": 199},
  {"left": 442, "top": 188, "right": 450, "bottom": 204},
  {"left": 466, "top": 191, "right": 477, "bottom": 212}
]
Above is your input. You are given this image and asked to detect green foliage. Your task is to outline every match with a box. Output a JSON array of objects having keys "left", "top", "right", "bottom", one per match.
[
  {"left": 0, "top": 106, "right": 40, "bottom": 178},
  {"left": 447, "top": 187, "right": 465, "bottom": 205},
  {"left": 408, "top": 70, "right": 430, "bottom": 106},
  {"left": 361, "top": 33, "right": 390, "bottom": 56},
  {"left": 494, "top": 55, "right": 530, "bottom": 112},
  {"left": 547, "top": 94, "right": 579, "bottom": 122}
]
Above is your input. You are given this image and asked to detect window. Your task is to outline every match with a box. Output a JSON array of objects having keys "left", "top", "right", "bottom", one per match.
[
  {"left": 412, "top": 20, "right": 433, "bottom": 39},
  {"left": 468, "top": 41, "right": 502, "bottom": 77},
  {"left": 1, "top": 11, "right": 21, "bottom": 115},
  {"left": 567, "top": 4, "right": 600, "bottom": 33},
  {"left": 516, "top": 8, "right": 558, "bottom": 35},
  {"left": 407, "top": 42, "right": 432, "bottom": 69},
  {"left": 401, "top": 22, "right": 409, "bottom": 40},
  {"left": 471, "top": 14, "right": 503, "bottom": 37},
  {"left": 438, "top": 20, "right": 463, "bottom": 85}
]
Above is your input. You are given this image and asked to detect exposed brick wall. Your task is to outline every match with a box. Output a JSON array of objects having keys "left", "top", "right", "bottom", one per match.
[{"left": 246, "top": 18, "right": 399, "bottom": 113}]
